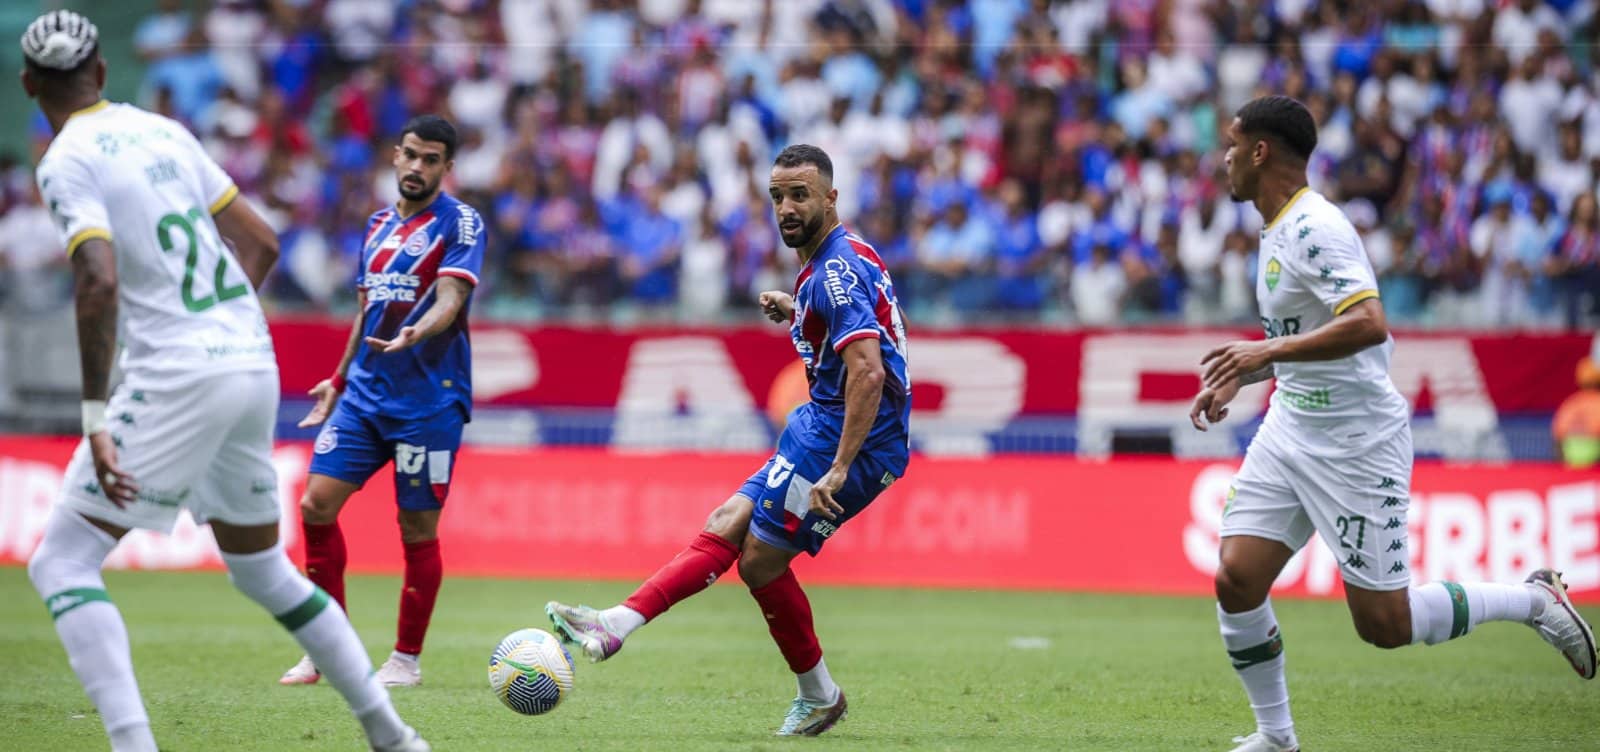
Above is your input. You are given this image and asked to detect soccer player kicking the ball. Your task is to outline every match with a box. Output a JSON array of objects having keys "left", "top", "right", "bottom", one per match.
[
  {"left": 280, "top": 115, "right": 485, "bottom": 688},
  {"left": 1191, "top": 95, "right": 1595, "bottom": 752},
  {"left": 19, "top": 11, "right": 428, "bottom": 751},
  {"left": 547, "top": 144, "right": 911, "bottom": 737}
]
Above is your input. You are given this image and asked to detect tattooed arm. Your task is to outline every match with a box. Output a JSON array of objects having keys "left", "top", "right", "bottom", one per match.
[{"left": 72, "top": 238, "right": 118, "bottom": 403}]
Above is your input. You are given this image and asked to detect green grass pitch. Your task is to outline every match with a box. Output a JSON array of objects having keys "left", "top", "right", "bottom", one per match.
[{"left": 1, "top": 567, "right": 1593, "bottom": 751}]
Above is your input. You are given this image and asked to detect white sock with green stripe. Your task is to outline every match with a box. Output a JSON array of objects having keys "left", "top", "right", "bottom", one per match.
[
  {"left": 27, "top": 510, "right": 157, "bottom": 752},
  {"left": 222, "top": 544, "right": 408, "bottom": 748},
  {"left": 1408, "top": 581, "right": 1540, "bottom": 645},
  {"left": 1218, "top": 600, "right": 1296, "bottom": 749}
]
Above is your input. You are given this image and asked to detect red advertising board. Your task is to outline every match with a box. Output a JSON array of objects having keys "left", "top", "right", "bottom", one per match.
[
  {"left": 267, "top": 318, "right": 1590, "bottom": 417},
  {"left": 2, "top": 437, "right": 1595, "bottom": 602}
]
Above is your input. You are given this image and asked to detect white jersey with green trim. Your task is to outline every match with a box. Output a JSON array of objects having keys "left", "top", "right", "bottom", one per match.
[
  {"left": 36, "top": 101, "right": 274, "bottom": 379},
  {"left": 1254, "top": 187, "right": 1409, "bottom": 452}
]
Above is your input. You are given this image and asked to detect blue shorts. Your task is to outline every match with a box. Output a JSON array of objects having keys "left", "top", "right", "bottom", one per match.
[
  {"left": 736, "top": 426, "right": 905, "bottom": 556},
  {"left": 308, "top": 402, "right": 464, "bottom": 511}
]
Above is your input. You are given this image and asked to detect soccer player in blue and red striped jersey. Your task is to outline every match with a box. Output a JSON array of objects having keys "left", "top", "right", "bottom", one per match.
[
  {"left": 279, "top": 115, "right": 486, "bottom": 688},
  {"left": 547, "top": 144, "right": 911, "bottom": 737}
]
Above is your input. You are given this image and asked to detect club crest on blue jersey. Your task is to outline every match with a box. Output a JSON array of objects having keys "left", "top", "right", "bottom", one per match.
[{"left": 403, "top": 230, "right": 429, "bottom": 256}]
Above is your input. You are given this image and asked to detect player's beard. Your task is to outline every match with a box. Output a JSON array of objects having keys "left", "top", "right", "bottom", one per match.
[
  {"left": 398, "top": 174, "right": 436, "bottom": 202},
  {"left": 1227, "top": 168, "right": 1252, "bottom": 203},
  {"left": 779, "top": 212, "right": 824, "bottom": 249}
]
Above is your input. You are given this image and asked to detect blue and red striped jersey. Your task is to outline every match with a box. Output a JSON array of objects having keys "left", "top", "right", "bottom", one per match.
[
  {"left": 787, "top": 225, "right": 912, "bottom": 461},
  {"left": 344, "top": 192, "right": 485, "bottom": 421}
]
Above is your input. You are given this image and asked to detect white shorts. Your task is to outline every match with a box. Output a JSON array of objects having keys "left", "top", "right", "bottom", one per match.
[
  {"left": 1222, "top": 416, "right": 1414, "bottom": 591},
  {"left": 59, "top": 368, "right": 281, "bottom": 533}
]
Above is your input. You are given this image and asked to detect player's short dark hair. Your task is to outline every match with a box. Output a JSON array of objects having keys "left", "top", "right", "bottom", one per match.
[
  {"left": 400, "top": 115, "right": 459, "bottom": 160},
  {"left": 773, "top": 144, "right": 834, "bottom": 183},
  {"left": 1236, "top": 96, "right": 1318, "bottom": 162}
]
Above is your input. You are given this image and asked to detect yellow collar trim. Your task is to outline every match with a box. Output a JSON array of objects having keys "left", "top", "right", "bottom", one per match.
[
  {"left": 1265, "top": 186, "right": 1311, "bottom": 231},
  {"left": 67, "top": 99, "right": 110, "bottom": 121}
]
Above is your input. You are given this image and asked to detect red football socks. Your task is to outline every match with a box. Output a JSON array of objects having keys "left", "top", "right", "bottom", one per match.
[
  {"left": 396, "top": 538, "right": 443, "bottom": 656},
  {"left": 301, "top": 521, "right": 347, "bottom": 609},
  {"left": 621, "top": 532, "right": 740, "bottom": 621},
  {"left": 750, "top": 568, "right": 823, "bottom": 674}
]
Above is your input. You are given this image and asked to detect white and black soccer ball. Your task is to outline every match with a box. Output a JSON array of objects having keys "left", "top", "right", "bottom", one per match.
[{"left": 488, "top": 628, "right": 575, "bottom": 715}]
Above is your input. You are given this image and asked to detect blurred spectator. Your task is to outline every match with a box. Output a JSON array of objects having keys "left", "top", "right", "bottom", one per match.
[
  {"left": 133, "top": 0, "right": 190, "bottom": 63},
  {"left": 618, "top": 187, "right": 683, "bottom": 307},
  {"left": 1493, "top": 0, "right": 1562, "bottom": 66},
  {"left": 1071, "top": 232, "right": 1126, "bottom": 326},
  {"left": 324, "top": 0, "right": 397, "bottom": 67},
  {"left": 1177, "top": 182, "right": 1236, "bottom": 319},
  {"left": 681, "top": 203, "right": 730, "bottom": 318},
  {"left": 1549, "top": 192, "right": 1600, "bottom": 330},
  {"left": 992, "top": 179, "right": 1046, "bottom": 314},
  {"left": 917, "top": 200, "right": 995, "bottom": 314},
  {"left": 0, "top": 188, "right": 68, "bottom": 314}
]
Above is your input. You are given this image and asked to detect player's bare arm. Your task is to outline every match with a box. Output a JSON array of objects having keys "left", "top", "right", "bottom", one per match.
[
  {"left": 364, "top": 276, "right": 473, "bottom": 354},
  {"left": 298, "top": 289, "right": 367, "bottom": 428},
  {"left": 71, "top": 237, "right": 138, "bottom": 505},
  {"left": 211, "top": 196, "right": 280, "bottom": 289},
  {"left": 1201, "top": 298, "right": 1388, "bottom": 390},
  {"left": 810, "top": 338, "right": 885, "bottom": 521},
  {"left": 758, "top": 291, "right": 794, "bottom": 322}
]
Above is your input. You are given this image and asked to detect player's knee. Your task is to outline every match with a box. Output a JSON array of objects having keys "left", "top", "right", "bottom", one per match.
[
  {"left": 25, "top": 548, "right": 56, "bottom": 593},
  {"left": 1352, "top": 611, "right": 1411, "bottom": 649},
  {"left": 298, "top": 490, "right": 339, "bottom": 525},
  {"left": 396, "top": 512, "right": 437, "bottom": 544},
  {"left": 702, "top": 496, "right": 753, "bottom": 540},
  {"left": 27, "top": 544, "right": 95, "bottom": 597},
  {"left": 736, "top": 554, "right": 783, "bottom": 590},
  {"left": 1213, "top": 561, "right": 1267, "bottom": 611},
  {"left": 736, "top": 539, "right": 786, "bottom": 589}
]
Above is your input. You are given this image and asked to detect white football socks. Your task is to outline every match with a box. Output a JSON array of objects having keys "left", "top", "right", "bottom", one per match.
[
  {"left": 222, "top": 543, "right": 409, "bottom": 748},
  {"left": 1218, "top": 600, "right": 1296, "bottom": 749},
  {"left": 601, "top": 604, "right": 647, "bottom": 638},
  {"left": 27, "top": 510, "right": 157, "bottom": 752},
  {"left": 1408, "top": 581, "right": 1540, "bottom": 645},
  {"left": 796, "top": 656, "right": 840, "bottom": 705}
]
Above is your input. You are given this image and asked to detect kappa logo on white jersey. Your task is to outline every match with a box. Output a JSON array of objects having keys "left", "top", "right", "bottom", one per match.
[
  {"left": 396, "top": 443, "right": 427, "bottom": 475},
  {"left": 314, "top": 425, "right": 338, "bottom": 454},
  {"left": 766, "top": 454, "right": 796, "bottom": 488}
]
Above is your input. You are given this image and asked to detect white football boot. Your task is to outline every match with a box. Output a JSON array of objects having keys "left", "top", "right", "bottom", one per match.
[
  {"left": 371, "top": 726, "right": 430, "bottom": 752},
  {"left": 278, "top": 654, "right": 320, "bottom": 685},
  {"left": 375, "top": 653, "right": 422, "bottom": 687},
  {"left": 1228, "top": 732, "right": 1298, "bottom": 751},
  {"left": 1525, "top": 568, "right": 1597, "bottom": 679},
  {"left": 775, "top": 689, "right": 848, "bottom": 736}
]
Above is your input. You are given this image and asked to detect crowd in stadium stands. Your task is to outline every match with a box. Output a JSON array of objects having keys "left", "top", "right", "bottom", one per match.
[{"left": 1, "top": 0, "right": 1598, "bottom": 329}]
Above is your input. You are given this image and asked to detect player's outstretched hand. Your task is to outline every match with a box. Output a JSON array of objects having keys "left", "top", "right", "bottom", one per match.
[
  {"left": 298, "top": 378, "right": 342, "bottom": 428},
  {"left": 88, "top": 431, "right": 139, "bottom": 507},
  {"left": 758, "top": 291, "right": 794, "bottom": 323},
  {"left": 809, "top": 464, "right": 848, "bottom": 521},
  {"left": 1189, "top": 378, "right": 1240, "bottom": 432},
  {"left": 365, "top": 325, "right": 423, "bottom": 354},
  {"left": 1201, "top": 339, "right": 1272, "bottom": 390}
]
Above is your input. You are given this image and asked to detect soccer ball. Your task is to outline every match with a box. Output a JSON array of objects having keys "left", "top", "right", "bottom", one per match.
[{"left": 488, "top": 628, "right": 576, "bottom": 715}]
